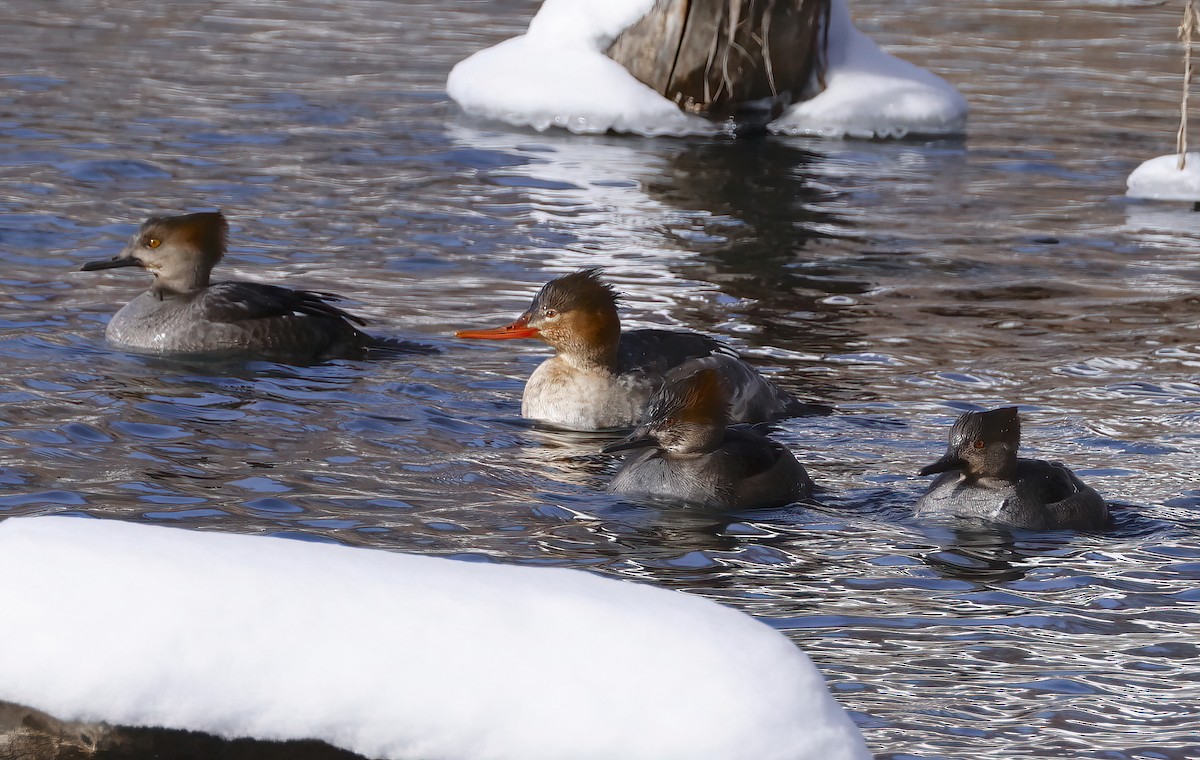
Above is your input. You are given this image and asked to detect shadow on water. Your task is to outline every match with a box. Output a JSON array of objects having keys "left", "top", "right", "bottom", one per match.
[
  {"left": 915, "top": 522, "right": 1050, "bottom": 583},
  {"left": 646, "top": 138, "right": 848, "bottom": 269},
  {"left": 645, "top": 138, "right": 868, "bottom": 349},
  {"left": 911, "top": 500, "right": 1184, "bottom": 583}
]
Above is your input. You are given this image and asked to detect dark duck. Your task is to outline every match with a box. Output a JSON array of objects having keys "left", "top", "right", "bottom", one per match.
[
  {"left": 602, "top": 368, "right": 814, "bottom": 508},
  {"left": 81, "top": 211, "right": 416, "bottom": 360},
  {"left": 916, "top": 407, "right": 1110, "bottom": 530},
  {"left": 455, "top": 268, "right": 830, "bottom": 431}
]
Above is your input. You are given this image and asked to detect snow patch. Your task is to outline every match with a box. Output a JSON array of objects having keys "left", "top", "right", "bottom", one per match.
[
  {"left": 770, "top": 0, "right": 967, "bottom": 138},
  {"left": 1126, "top": 152, "right": 1200, "bottom": 201},
  {"left": 0, "top": 516, "right": 870, "bottom": 760},
  {"left": 446, "top": 0, "right": 712, "bottom": 136}
]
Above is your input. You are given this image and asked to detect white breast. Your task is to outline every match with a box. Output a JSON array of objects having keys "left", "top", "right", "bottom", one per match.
[{"left": 521, "top": 358, "right": 654, "bottom": 430}]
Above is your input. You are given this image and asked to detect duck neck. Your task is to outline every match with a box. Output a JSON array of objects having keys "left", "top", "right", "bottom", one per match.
[
  {"left": 966, "top": 455, "right": 1018, "bottom": 482},
  {"left": 556, "top": 313, "right": 621, "bottom": 374},
  {"left": 663, "top": 424, "right": 726, "bottom": 458},
  {"left": 150, "top": 265, "right": 210, "bottom": 299}
]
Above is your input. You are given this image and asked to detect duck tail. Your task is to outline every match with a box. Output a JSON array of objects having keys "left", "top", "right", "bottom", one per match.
[
  {"left": 782, "top": 398, "right": 835, "bottom": 418},
  {"left": 363, "top": 335, "right": 441, "bottom": 357}
]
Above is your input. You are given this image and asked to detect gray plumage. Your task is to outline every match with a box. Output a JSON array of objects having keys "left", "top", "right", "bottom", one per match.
[
  {"left": 82, "top": 212, "right": 374, "bottom": 360},
  {"left": 604, "top": 368, "right": 813, "bottom": 509},
  {"left": 915, "top": 407, "right": 1110, "bottom": 530}
]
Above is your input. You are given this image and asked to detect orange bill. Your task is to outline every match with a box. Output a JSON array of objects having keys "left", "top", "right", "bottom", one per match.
[{"left": 455, "top": 315, "right": 540, "bottom": 340}]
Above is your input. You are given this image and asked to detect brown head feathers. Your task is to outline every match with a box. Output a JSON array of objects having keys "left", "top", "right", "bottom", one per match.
[
  {"left": 532, "top": 268, "right": 619, "bottom": 316},
  {"left": 140, "top": 211, "right": 228, "bottom": 264},
  {"left": 949, "top": 406, "right": 1020, "bottom": 448},
  {"left": 647, "top": 367, "right": 731, "bottom": 429}
]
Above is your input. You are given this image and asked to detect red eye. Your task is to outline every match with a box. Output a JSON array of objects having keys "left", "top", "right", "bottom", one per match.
[{"left": 973, "top": 439, "right": 985, "bottom": 449}]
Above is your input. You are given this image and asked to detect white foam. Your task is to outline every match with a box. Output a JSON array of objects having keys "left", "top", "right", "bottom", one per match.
[
  {"left": 1126, "top": 152, "right": 1200, "bottom": 201},
  {"left": 0, "top": 516, "right": 870, "bottom": 760},
  {"left": 447, "top": 0, "right": 967, "bottom": 139}
]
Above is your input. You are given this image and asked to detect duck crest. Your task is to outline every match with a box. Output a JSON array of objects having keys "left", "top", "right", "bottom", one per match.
[
  {"left": 533, "top": 267, "right": 619, "bottom": 317},
  {"left": 950, "top": 406, "right": 1020, "bottom": 448},
  {"left": 142, "top": 211, "right": 228, "bottom": 295},
  {"left": 533, "top": 268, "right": 622, "bottom": 370},
  {"left": 649, "top": 367, "right": 731, "bottom": 428}
]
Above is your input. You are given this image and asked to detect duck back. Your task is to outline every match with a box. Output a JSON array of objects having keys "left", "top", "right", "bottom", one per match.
[
  {"left": 619, "top": 330, "right": 829, "bottom": 424},
  {"left": 609, "top": 428, "right": 812, "bottom": 509},
  {"left": 105, "top": 283, "right": 368, "bottom": 359}
]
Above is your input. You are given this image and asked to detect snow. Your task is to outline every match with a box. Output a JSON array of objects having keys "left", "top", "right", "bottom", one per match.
[
  {"left": 446, "top": 0, "right": 712, "bottom": 137},
  {"left": 1126, "top": 152, "right": 1200, "bottom": 201},
  {"left": 0, "top": 516, "right": 870, "bottom": 760},
  {"left": 770, "top": 0, "right": 967, "bottom": 138},
  {"left": 447, "top": 0, "right": 967, "bottom": 139}
]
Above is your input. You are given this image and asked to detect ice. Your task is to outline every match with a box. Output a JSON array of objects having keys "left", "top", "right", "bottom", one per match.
[
  {"left": 447, "top": 0, "right": 967, "bottom": 139},
  {"left": 0, "top": 516, "right": 870, "bottom": 760}
]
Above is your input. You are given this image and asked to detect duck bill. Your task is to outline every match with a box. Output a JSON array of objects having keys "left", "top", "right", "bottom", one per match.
[
  {"left": 80, "top": 255, "right": 143, "bottom": 272},
  {"left": 919, "top": 453, "right": 965, "bottom": 477},
  {"left": 601, "top": 431, "right": 658, "bottom": 454},
  {"left": 455, "top": 313, "right": 539, "bottom": 340}
]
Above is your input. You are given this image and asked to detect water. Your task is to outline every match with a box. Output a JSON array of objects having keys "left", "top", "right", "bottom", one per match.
[{"left": 2, "top": 0, "right": 1199, "bottom": 757}]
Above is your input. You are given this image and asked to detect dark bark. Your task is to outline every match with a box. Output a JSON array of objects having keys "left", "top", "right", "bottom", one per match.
[
  {"left": 0, "top": 701, "right": 367, "bottom": 760},
  {"left": 607, "top": 0, "right": 831, "bottom": 122}
]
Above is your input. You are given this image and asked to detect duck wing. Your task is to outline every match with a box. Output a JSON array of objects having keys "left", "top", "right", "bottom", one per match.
[
  {"left": 667, "top": 354, "right": 833, "bottom": 422},
  {"left": 1014, "top": 459, "right": 1110, "bottom": 530},
  {"left": 719, "top": 427, "right": 788, "bottom": 480},
  {"left": 616, "top": 329, "right": 732, "bottom": 375},
  {"left": 1041, "top": 463, "right": 1110, "bottom": 530},
  {"left": 717, "top": 427, "right": 814, "bottom": 506},
  {"left": 620, "top": 330, "right": 832, "bottom": 423},
  {"left": 199, "top": 282, "right": 367, "bottom": 326}
]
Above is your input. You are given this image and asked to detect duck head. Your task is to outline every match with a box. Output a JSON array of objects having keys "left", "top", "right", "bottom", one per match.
[
  {"left": 920, "top": 406, "right": 1021, "bottom": 480},
  {"left": 456, "top": 268, "right": 622, "bottom": 371},
  {"left": 81, "top": 211, "right": 228, "bottom": 297},
  {"left": 603, "top": 367, "right": 730, "bottom": 457}
]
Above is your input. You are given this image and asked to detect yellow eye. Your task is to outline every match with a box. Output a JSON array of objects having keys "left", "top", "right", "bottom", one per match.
[
  {"left": 973, "top": 439, "right": 985, "bottom": 449},
  {"left": 146, "top": 238, "right": 161, "bottom": 249}
]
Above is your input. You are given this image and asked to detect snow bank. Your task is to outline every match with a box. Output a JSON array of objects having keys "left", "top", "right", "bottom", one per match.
[
  {"left": 446, "top": 0, "right": 712, "bottom": 136},
  {"left": 447, "top": 0, "right": 966, "bottom": 139},
  {"left": 1126, "top": 152, "right": 1200, "bottom": 201},
  {"left": 770, "top": 0, "right": 967, "bottom": 138},
  {"left": 0, "top": 516, "right": 870, "bottom": 760}
]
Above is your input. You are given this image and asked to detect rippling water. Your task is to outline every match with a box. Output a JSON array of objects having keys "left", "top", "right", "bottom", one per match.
[{"left": 2, "top": 0, "right": 1199, "bottom": 757}]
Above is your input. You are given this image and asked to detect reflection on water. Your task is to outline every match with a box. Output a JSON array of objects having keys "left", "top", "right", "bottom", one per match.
[{"left": 2, "top": 0, "right": 1200, "bottom": 757}]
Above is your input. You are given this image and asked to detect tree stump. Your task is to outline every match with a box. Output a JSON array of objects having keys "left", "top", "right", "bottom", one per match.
[
  {"left": 0, "top": 700, "right": 367, "bottom": 760},
  {"left": 607, "top": 0, "right": 830, "bottom": 122}
]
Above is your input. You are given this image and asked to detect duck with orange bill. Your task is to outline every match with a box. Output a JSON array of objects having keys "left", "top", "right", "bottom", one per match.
[{"left": 456, "top": 268, "right": 830, "bottom": 431}]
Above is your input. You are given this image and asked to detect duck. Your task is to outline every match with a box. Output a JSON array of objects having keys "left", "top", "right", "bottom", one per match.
[
  {"left": 603, "top": 367, "right": 814, "bottom": 508},
  {"left": 80, "top": 211, "right": 426, "bottom": 360},
  {"left": 455, "top": 268, "right": 830, "bottom": 431},
  {"left": 916, "top": 407, "right": 1110, "bottom": 530}
]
